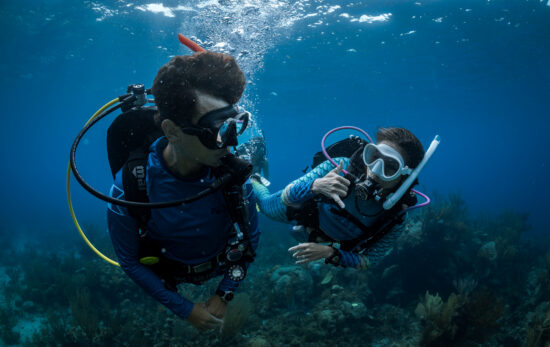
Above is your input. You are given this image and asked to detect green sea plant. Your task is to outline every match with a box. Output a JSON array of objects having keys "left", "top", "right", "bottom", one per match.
[
  {"left": 525, "top": 302, "right": 550, "bottom": 347},
  {"left": 462, "top": 288, "right": 505, "bottom": 342},
  {"left": 415, "top": 291, "right": 460, "bottom": 345},
  {"left": 482, "top": 210, "right": 531, "bottom": 266},
  {"left": 415, "top": 288, "right": 505, "bottom": 345},
  {"left": 69, "top": 287, "right": 99, "bottom": 339},
  {"left": 222, "top": 293, "right": 253, "bottom": 341},
  {"left": 535, "top": 253, "right": 550, "bottom": 302},
  {"left": 421, "top": 192, "right": 470, "bottom": 243}
]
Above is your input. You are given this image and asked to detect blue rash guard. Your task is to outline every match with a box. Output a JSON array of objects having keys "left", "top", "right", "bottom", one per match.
[
  {"left": 107, "top": 137, "right": 260, "bottom": 320},
  {"left": 252, "top": 158, "right": 406, "bottom": 270}
]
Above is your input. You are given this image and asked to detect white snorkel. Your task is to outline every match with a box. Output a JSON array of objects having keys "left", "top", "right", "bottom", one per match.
[{"left": 383, "top": 135, "right": 441, "bottom": 210}]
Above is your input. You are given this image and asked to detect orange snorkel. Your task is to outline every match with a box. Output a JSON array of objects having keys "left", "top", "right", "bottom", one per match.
[{"left": 178, "top": 33, "right": 206, "bottom": 52}]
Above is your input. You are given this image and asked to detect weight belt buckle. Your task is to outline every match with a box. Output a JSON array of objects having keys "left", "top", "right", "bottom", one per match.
[{"left": 192, "top": 261, "right": 212, "bottom": 273}]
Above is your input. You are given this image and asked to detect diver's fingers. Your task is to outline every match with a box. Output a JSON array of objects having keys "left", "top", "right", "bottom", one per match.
[
  {"left": 330, "top": 194, "right": 346, "bottom": 209},
  {"left": 335, "top": 175, "right": 351, "bottom": 186},
  {"left": 292, "top": 250, "right": 313, "bottom": 258},
  {"left": 331, "top": 183, "right": 349, "bottom": 195},
  {"left": 288, "top": 243, "right": 311, "bottom": 252},
  {"left": 292, "top": 249, "right": 314, "bottom": 257},
  {"left": 204, "top": 316, "right": 223, "bottom": 330},
  {"left": 209, "top": 314, "right": 224, "bottom": 323}
]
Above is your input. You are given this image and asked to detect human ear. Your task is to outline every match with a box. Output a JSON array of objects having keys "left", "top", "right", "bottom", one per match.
[{"left": 161, "top": 119, "right": 181, "bottom": 143}]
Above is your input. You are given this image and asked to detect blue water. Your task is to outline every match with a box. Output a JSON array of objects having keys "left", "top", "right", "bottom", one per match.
[{"left": 1, "top": 0, "right": 549, "bottom": 237}]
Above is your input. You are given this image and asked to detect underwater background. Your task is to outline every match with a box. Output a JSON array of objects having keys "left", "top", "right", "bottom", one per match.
[{"left": 1, "top": 0, "right": 550, "bottom": 345}]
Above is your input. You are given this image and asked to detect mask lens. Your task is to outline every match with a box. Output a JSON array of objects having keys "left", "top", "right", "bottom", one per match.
[
  {"left": 383, "top": 157, "right": 401, "bottom": 177},
  {"left": 216, "top": 112, "right": 249, "bottom": 147},
  {"left": 217, "top": 121, "right": 236, "bottom": 147},
  {"left": 363, "top": 144, "right": 382, "bottom": 165}
]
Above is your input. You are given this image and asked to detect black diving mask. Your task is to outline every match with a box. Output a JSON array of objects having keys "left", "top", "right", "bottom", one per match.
[{"left": 179, "top": 105, "right": 249, "bottom": 150}]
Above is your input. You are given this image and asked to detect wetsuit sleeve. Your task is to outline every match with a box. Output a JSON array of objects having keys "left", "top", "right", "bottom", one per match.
[
  {"left": 251, "top": 158, "right": 349, "bottom": 222},
  {"left": 217, "top": 181, "right": 261, "bottom": 292},
  {"left": 107, "top": 176, "right": 194, "bottom": 319},
  {"left": 333, "top": 214, "right": 408, "bottom": 270},
  {"left": 251, "top": 180, "right": 288, "bottom": 222},
  {"left": 281, "top": 158, "right": 348, "bottom": 207}
]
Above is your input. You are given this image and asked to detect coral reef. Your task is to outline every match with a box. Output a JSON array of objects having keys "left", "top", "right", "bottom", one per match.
[
  {"left": 269, "top": 265, "right": 313, "bottom": 311},
  {"left": 0, "top": 192, "right": 548, "bottom": 346}
]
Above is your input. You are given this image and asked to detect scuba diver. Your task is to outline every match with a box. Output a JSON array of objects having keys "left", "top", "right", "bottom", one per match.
[
  {"left": 252, "top": 127, "right": 439, "bottom": 269},
  {"left": 235, "top": 129, "right": 269, "bottom": 179},
  {"left": 107, "top": 52, "right": 260, "bottom": 331},
  {"left": 69, "top": 37, "right": 261, "bottom": 332}
]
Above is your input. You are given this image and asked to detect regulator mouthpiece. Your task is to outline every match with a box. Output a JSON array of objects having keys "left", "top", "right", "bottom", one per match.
[{"left": 219, "top": 154, "right": 253, "bottom": 186}]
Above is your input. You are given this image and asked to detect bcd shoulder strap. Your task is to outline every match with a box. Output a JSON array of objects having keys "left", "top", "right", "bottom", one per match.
[
  {"left": 219, "top": 179, "right": 256, "bottom": 262},
  {"left": 122, "top": 150, "right": 150, "bottom": 231}
]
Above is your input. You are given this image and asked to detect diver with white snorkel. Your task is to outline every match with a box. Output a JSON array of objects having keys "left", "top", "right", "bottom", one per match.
[{"left": 252, "top": 126, "right": 440, "bottom": 269}]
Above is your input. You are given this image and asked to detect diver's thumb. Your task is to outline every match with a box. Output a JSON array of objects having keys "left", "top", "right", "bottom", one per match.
[
  {"left": 332, "top": 194, "right": 345, "bottom": 209},
  {"left": 333, "top": 160, "right": 344, "bottom": 173}
]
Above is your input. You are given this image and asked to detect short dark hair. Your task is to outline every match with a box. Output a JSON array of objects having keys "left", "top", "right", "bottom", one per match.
[
  {"left": 376, "top": 127, "right": 424, "bottom": 168},
  {"left": 152, "top": 51, "right": 246, "bottom": 124}
]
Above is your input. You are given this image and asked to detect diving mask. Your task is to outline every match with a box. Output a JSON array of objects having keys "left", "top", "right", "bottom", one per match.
[
  {"left": 362, "top": 143, "right": 412, "bottom": 182},
  {"left": 179, "top": 105, "right": 249, "bottom": 149}
]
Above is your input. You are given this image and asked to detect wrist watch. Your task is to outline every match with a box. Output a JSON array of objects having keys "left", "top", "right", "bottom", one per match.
[
  {"left": 324, "top": 247, "right": 341, "bottom": 266},
  {"left": 215, "top": 289, "right": 234, "bottom": 303}
]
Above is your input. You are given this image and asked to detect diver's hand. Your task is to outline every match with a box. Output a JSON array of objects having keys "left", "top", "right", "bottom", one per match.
[
  {"left": 186, "top": 303, "right": 223, "bottom": 331},
  {"left": 311, "top": 160, "right": 350, "bottom": 208},
  {"left": 289, "top": 243, "right": 334, "bottom": 264},
  {"left": 206, "top": 294, "right": 227, "bottom": 319}
]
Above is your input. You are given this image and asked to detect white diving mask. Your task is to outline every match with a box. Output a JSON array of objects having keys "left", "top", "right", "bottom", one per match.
[{"left": 362, "top": 143, "right": 413, "bottom": 182}]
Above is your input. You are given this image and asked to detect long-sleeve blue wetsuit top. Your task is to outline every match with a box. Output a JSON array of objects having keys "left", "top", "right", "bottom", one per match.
[{"left": 107, "top": 137, "right": 260, "bottom": 320}]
